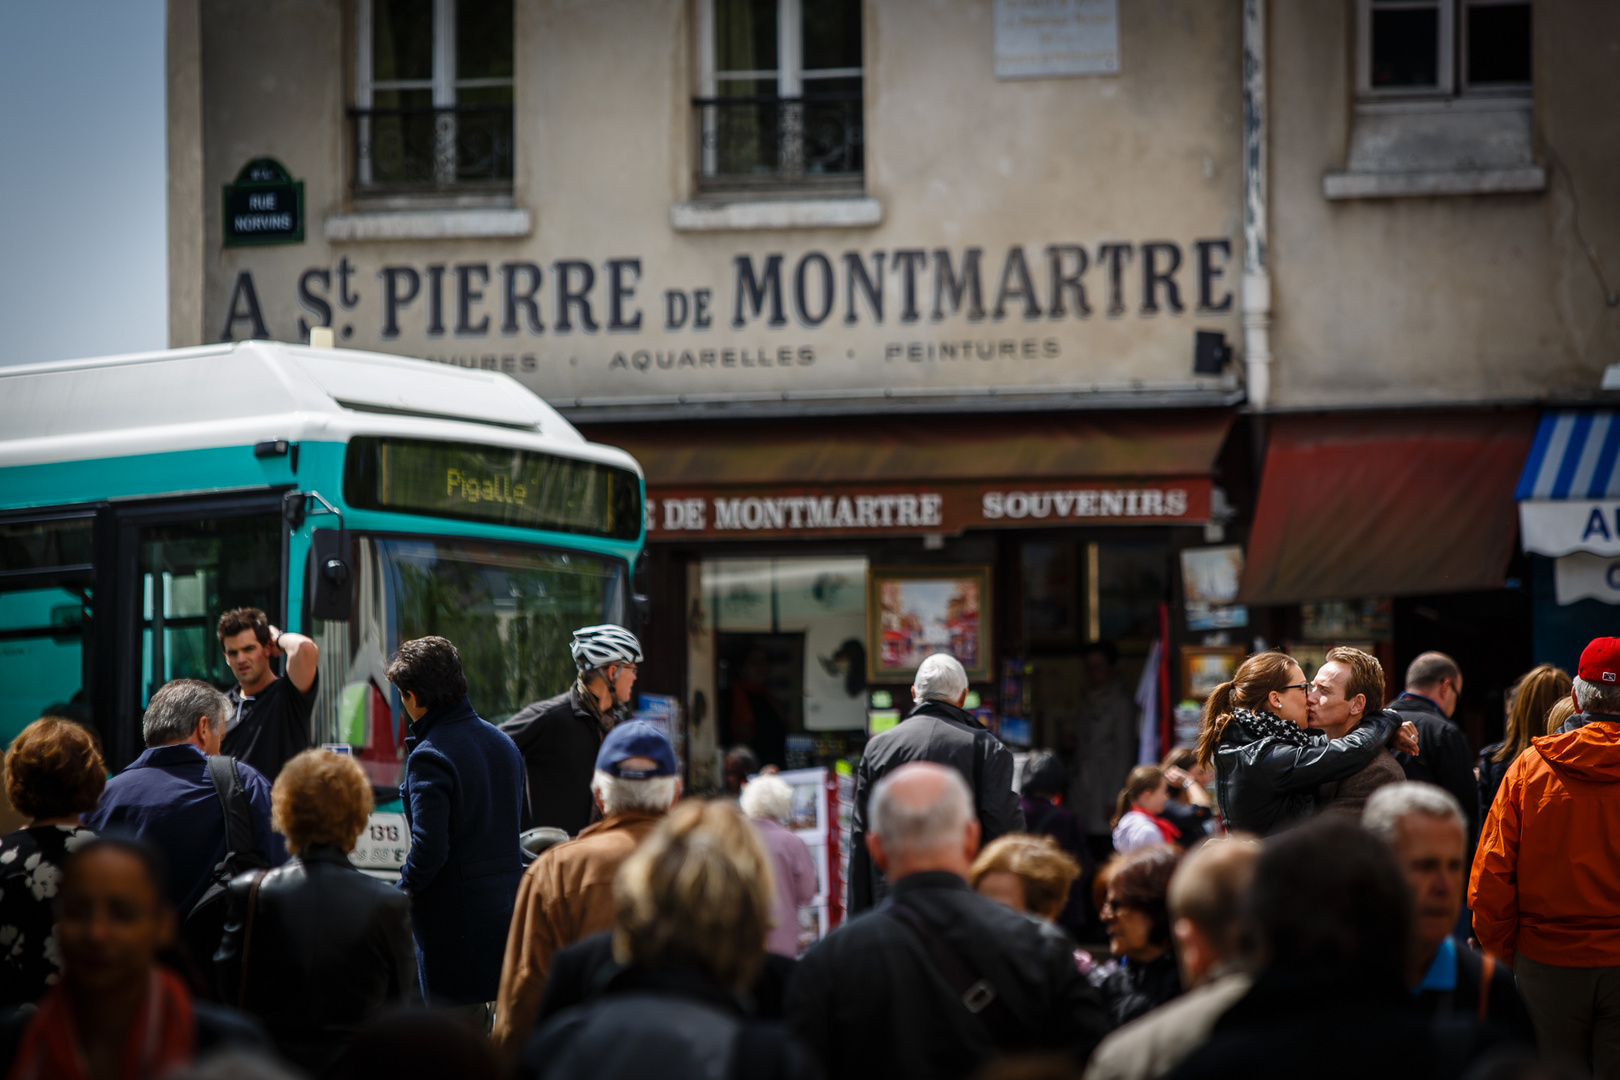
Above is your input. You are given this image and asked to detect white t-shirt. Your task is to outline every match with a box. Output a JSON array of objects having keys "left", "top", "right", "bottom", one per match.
[{"left": 1112, "top": 809, "right": 1164, "bottom": 853}]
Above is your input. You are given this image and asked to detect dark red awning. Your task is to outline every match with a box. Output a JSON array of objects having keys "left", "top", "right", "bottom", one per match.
[{"left": 1237, "top": 411, "right": 1537, "bottom": 606}]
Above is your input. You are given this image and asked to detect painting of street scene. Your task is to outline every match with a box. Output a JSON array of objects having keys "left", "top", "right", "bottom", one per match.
[{"left": 869, "top": 567, "right": 992, "bottom": 681}]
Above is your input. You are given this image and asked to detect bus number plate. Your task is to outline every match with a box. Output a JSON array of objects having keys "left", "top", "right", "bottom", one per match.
[{"left": 350, "top": 812, "right": 409, "bottom": 870}]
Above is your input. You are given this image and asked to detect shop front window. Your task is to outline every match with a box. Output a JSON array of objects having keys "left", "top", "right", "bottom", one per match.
[{"left": 704, "top": 557, "right": 868, "bottom": 769}]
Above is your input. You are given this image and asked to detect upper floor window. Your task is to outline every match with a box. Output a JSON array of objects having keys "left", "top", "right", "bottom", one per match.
[
  {"left": 353, "top": 0, "right": 514, "bottom": 195},
  {"left": 1360, "top": 0, "right": 1531, "bottom": 98},
  {"left": 695, "top": 0, "right": 864, "bottom": 194}
]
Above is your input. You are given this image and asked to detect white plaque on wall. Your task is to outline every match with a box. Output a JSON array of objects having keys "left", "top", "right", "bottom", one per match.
[{"left": 994, "top": 0, "right": 1120, "bottom": 79}]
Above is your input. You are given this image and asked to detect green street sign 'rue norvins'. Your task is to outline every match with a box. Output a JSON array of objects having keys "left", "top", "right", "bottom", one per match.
[{"left": 223, "top": 158, "right": 304, "bottom": 247}]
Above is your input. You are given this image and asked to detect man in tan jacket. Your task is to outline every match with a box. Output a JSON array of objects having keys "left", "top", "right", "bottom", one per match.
[
  {"left": 1311, "top": 647, "right": 1406, "bottom": 820},
  {"left": 490, "top": 720, "right": 680, "bottom": 1060}
]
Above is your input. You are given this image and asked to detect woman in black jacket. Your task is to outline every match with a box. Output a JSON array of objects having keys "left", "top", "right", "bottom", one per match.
[
  {"left": 1476, "top": 663, "right": 1570, "bottom": 823},
  {"left": 217, "top": 749, "right": 418, "bottom": 1076},
  {"left": 1097, "top": 844, "right": 1183, "bottom": 1030},
  {"left": 1194, "top": 652, "right": 1416, "bottom": 837}
]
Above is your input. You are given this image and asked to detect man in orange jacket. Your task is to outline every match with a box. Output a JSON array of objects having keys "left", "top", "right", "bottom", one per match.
[{"left": 1470, "top": 636, "right": 1620, "bottom": 1076}]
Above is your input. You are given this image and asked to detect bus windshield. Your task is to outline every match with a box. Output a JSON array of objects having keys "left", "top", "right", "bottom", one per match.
[{"left": 314, "top": 536, "right": 628, "bottom": 788}]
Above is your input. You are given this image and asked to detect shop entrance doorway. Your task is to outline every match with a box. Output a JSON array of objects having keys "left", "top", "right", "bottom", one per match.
[{"left": 717, "top": 632, "right": 804, "bottom": 769}]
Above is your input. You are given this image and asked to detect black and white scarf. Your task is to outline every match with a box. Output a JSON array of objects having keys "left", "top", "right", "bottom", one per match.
[{"left": 1231, "top": 706, "right": 1312, "bottom": 748}]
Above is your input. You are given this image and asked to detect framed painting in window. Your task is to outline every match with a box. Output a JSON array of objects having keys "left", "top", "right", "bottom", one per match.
[{"left": 867, "top": 567, "right": 993, "bottom": 683}]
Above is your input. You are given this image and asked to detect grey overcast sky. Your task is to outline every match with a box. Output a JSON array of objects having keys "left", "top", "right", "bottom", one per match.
[{"left": 0, "top": 0, "right": 167, "bottom": 366}]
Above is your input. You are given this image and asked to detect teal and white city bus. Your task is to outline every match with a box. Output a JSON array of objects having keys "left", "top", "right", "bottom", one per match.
[{"left": 0, "top": 341, "right": 644, "bottom": 830}]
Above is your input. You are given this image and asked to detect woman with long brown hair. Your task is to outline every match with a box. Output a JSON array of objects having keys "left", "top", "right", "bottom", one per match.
[
  {"left": 1477, "top": 663, "right": 1571, "bottom": 821},
  {"left": 1194, "top": 651, "right": 1416, "bottom": 835}
]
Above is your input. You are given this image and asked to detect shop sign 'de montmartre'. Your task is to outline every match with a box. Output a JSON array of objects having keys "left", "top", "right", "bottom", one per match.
[
  {"left": 646, "top": 478, "right": 1211, "bottom": 540},
  {"left": 217, "top": 235, "right": 1238, "bottom": 400}
]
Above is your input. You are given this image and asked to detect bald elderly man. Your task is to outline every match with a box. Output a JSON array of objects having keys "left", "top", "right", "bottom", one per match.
[
  {"left": 847, "top": 653, "right": 1024, "bottom": 914},
  {"left": 788, "top": 762, "right": 1104, "bottom": 1080}
]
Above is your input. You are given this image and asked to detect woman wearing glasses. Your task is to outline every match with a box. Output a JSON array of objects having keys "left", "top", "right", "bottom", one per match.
[{"left": 1193, "top": 651, "right": 1417, "bottom": 835}]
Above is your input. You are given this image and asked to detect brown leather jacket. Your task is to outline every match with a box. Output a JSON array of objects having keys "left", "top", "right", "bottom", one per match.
[{"left": 491, "top": 812, "right": 663, "bottom": 1060}]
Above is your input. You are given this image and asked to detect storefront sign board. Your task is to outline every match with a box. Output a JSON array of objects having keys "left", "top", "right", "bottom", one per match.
[
  {"left": 214, "top": 233, "right": 1239, "bottom": 406},
  {"left": 1520, "top": 500, "right": 1620, "bottom": 558},
  {"left": 1554, "top": 552, "right": 1620, "bottom": 606},
  {"left": 648, "top": 477, "right": 1211, "bottom": 540}
]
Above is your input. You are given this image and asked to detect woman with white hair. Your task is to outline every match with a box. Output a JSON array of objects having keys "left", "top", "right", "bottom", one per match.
[{"left": 740, "top": 774, "right": 818, "bottom": 957}]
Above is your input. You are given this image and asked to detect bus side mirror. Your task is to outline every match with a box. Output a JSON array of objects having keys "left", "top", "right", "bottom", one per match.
[
  {"left": 309, "top": 529, "right": 354, "bottom": 622},
  {"left": 632, "top": 551, "right": 651, "bottom": 632}
]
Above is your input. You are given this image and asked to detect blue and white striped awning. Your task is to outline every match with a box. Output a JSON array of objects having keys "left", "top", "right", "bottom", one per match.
[
  {"left": 1518, "top": 411, "right": 1620, "bottom": 558},
  {"left": 1517, "top": 411, "right": 1620, "bottom": 501}
]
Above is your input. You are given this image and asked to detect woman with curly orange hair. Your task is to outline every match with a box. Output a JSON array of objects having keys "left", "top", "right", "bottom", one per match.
[{"left": 0, "top": 716, "right": 106, "bottom": 1006}]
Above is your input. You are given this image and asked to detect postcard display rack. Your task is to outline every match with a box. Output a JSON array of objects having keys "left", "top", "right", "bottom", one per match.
[{"left": 776, "top": 765, "right": 854, "bottom": 954}]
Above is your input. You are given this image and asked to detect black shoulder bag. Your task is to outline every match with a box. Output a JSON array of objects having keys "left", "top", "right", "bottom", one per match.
[
  {"left": 884, "top": 899, "right": 1023, "bottom": 1049},
  {"left": 182, "top": 755, "right": 270, "bottom": 995}
]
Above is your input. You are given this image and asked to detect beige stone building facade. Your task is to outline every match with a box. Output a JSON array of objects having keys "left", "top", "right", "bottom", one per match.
[{"left": 168, "top": 0, "right": 1619, "bottom": 803}]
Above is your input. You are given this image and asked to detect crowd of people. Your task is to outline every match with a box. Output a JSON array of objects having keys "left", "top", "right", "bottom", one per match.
[{"left": 0, "top": 602, "right": 1615, "bottom": 1080}]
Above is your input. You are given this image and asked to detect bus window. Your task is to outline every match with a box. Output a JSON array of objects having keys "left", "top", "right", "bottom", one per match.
[
  {"left": 136, "top": 514, "right": 281, "bottom": 704},
  {"left": 310, "top": 535, "right": 628, "bottom": 790},
  {"left": 381, "top": 538, "right": 627, "bottom": 721},
  {"left": 0, "top": 518, "right": 94, "bottom": 744}
]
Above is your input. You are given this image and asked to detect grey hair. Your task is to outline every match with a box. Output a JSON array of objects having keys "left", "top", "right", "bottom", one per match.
[
  {"left": 870, "top": 763, "right": 973, "bottom": 857},
  {"left": 1574, "top": 676, "right": 1620, "bottom": 716},
  {"left": 1362, "top": 782, "right": 1465, "bottom": 844},
  {"left": 592, "top": 770, "right": 678, "bottom": 817},
  {"left": 143, "top": 679, "right": 230, "bottom": 748},
  {"left": 913, "top": 653, "right": 970, "bottom": 704},
  {"left": 739, "top": 774, "right": 793, "bottom": 823}
]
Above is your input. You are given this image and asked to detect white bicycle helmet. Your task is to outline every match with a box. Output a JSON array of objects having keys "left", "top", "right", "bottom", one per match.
[{"left": 570, "top": 624, "right": 643, "bottom": 672}]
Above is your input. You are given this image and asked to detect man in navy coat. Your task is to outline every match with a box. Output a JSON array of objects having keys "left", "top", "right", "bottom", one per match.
[{"left": 387, "top": 635, "right": 525, "bottom": 1006}]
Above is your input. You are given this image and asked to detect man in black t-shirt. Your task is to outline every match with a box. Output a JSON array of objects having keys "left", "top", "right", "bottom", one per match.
[{"left": 217, "top": 607, "right": 319, "bottom": 782}]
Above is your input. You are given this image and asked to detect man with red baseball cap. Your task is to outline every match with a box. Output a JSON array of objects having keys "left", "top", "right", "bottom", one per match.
[{"left": 1471, "top": 637, "right": 1620, "bottom": 1075}]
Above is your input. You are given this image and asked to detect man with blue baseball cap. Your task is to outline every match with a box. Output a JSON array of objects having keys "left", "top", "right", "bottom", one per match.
[{"left": 492, "top": 720, "right": 680, "bottom": 1060}]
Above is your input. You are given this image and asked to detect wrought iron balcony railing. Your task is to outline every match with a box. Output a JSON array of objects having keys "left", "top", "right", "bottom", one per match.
[
  {"left": 694, "top": 92, "right": 864, "bottom": 189},
  {"left": 350, "top": 104, "right": 514, "bottom": 193}
]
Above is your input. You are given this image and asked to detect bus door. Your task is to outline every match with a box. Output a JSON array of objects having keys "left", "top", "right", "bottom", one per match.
[{"left": 108, "top": 493, "right": 287, "bottom": 768}]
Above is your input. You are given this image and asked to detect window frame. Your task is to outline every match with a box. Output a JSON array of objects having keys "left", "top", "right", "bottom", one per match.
[
  {"left": 353, "top": 0, "right": 515, "bottom": 192},
  {"left": 1459, "top": 0, "right": 1534, "bottom": 94},
  {"left": 694, "top": 0, "right": 867, "bottom": 191},
  {"left": 1356, "top": 0, "right": 1530, "bottom": 100}
]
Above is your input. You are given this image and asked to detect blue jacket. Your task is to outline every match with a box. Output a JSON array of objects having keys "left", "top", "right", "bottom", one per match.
[
  {"left": 397, "top": 696, "right": 525, "bottom": 1005},
  {"left": 85, "top": 744, "right": 287, "bottom": 913}
]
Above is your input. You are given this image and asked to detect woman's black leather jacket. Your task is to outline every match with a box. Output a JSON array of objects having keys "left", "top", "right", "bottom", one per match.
[{"left": 1212, "top": 710, "right": 1397, "bottom": 836}]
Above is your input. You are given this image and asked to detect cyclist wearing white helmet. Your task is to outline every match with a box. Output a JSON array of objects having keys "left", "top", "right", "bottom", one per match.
[
  {"left": 569, "top": 624, "right": 643, "bottom": 715},
  {"left": 500, "top": 624, "right": 644, "bottom": 835}
]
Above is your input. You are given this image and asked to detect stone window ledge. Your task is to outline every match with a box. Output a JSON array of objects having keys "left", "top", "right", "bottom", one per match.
[
  {"left": 1323, "top": 165, "right": 1546, "bottom": 200},
  {"left": 1324, "top": 97, "right": 1542, "bottom": 201},
  {"left": 670, "top": 197, "right": 883, "bottom": 232},
  {"left": 324, "top": 207, "right": 533, "bottom": 242}
]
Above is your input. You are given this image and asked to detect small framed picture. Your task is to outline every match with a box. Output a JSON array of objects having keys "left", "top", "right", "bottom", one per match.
[
  {"left": 868, "top": 566, "right": 993, "bottom": 682},
  {"left": 1180, "top": 645, "right": 1246, "bottom": 701}
]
